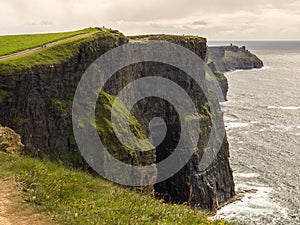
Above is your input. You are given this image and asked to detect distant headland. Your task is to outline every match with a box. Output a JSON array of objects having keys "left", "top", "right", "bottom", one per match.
[{"left": 208, "top": 44, "right": 264, "bottom": 73}]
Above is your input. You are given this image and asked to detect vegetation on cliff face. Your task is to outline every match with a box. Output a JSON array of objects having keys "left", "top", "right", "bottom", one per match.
[
  {"left": 0, "top": 89, "right": 9, "bottom": 104},
  {"left": 208, "top": 45, "right": 264, "bottom": 72},
  {"left": 95, "top": 91, "right": 155, "bottom": 165},
  {"left": 50, "top": 90, "right": 156, "bottom": 167},
  {"left": 206, "top": 62, "right": 228, "bottom": 101}
]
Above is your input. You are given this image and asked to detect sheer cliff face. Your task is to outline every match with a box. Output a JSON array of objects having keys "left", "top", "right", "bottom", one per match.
[
  {"left": 0, "top": 32, "right": 234, "bottom": 209},
  {"left": 208, "top": 46, "right": 264, "bottom": 72},
  {"left": 0, "top": 34, "right": 128, "bottom": 166}
]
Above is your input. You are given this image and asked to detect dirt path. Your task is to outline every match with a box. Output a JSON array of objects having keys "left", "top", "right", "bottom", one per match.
[
  {"left": 0, "top": 178, "right": 55, "bottom": 225},
  {"left": 0, "top": 32, "right": 96, "bottom": 61}
]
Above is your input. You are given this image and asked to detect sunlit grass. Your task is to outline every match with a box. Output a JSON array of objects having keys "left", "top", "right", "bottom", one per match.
[
  {"left": 0, "top": 29, "right": 125, "bottom": 75},
  {"left": 0, "top": 28, "right": 97, "bottom": 56},
  {"left": 0, "top": 152, "right": 232, "bottom": 225}
]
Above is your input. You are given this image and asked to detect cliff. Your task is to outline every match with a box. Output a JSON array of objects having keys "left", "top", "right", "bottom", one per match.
[
  {"left": 207, "top": 61, "right": 228, "bottom": 101},
  {"left": 0, "top": 29, "right": 234, "bottom": 210},
  {"left": 208, "top": 45, "right": 264, "bottom": 72}
]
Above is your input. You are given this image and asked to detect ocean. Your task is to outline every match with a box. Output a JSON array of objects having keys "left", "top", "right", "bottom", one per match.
[{"left": 208, "top": 41, "right": 300, "bottom": 225}]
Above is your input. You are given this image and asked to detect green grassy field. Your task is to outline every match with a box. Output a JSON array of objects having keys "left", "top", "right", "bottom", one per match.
[
  {"left": 0, "top": 28, "right": 97, "bottom": 56},
  {"left": 0, "top": 29, "right": 125, "bottom": 75},
  {"left": 0, "top": 152, "right": 231, "bottom": 225}
]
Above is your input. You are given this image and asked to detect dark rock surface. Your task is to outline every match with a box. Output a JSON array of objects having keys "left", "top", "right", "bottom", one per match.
[
  {"left": 208, "top": 45, "right": 264, "bottom": 72},
  {"left": 0, "top": 31, "right": 234, "bottom": 210},
  {"left": 207, "top": 61, "right": 229, "bottom": 101}
]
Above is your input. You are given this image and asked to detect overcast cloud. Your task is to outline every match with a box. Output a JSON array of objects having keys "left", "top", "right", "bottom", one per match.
[{"left": 1, "top": 0, "right": 299, "bottom": 40}]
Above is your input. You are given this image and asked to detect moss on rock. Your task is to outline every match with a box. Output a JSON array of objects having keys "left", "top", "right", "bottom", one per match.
[
  {"left": 0, "top": 125, "right": 24, "bottom": 154},
  {"left": 95, "top": 91, "right": 155, "bottom": 166}
]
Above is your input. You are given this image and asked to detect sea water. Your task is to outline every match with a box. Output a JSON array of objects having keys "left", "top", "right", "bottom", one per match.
[{"left": 209, "top": 41, "right": 300, "bottom": 224}]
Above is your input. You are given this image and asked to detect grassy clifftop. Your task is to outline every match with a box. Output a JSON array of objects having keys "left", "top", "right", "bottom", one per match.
[
  {"left": 0, "top": 28, "right": 126, "bottom": 75},
  {"left": 0, "top": 28, "right": 97, "bottom": 57},
  {"left": 129, "top": 34, "right": 206, "bottom": 42},
  {"left": 0, "top": 30, "right": 207, "bottom": 75}
]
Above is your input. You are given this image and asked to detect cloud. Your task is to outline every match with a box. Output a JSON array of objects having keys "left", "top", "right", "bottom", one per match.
[
  {"left": 24, "top": 20, "right": 53, "bottom": 26},
  {"left": 0, "top": 0, "right": 299, "bottom": 40},
  {"left": 191, "top": 20, "right": 208, "bottom": 26}
]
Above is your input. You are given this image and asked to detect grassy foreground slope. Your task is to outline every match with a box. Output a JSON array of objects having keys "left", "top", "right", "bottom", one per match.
[
  {"left": 0, "top": 28, "right": 97, "bottom": 56},
  {"left": 0, "top": 152, "right": 230, "bottom": 225},
  {"left": 0, "top": 89, "right": 229, "bottom": 224}
]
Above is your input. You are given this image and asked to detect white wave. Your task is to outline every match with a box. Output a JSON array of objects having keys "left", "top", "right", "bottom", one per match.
[
  {"left": 270, "top": 125, "right": 300, "bottom": 130},
  {"left": 260, "top": 65, "right": 271, "bottom": 70},
  {"left": 213, "top": 184, "right": 288, "bottom": 223},
  {"left": 225, "top": 122, "right": 249, "bottom": 129},
  {"left": 234, "top": 173, "right": 259, "bottom": 178},
  {"left": 224, "top": 67, "right": 267, "bottom": 76},
  {"left": 267, "top": 106, "right": 300, "bottom": 110},
  {"left": 259, "top": 128, "right": 267, "bottom": 132},
  {"left": 223, "top": 115, "right": 238, "bottom": 122},
  {"left": 219, "top": 101, "right": 229, "bottom": 106}
]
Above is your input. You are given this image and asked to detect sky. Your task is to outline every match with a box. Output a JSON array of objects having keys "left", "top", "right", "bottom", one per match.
[{"left": 1, "top": 0, "right": 300, "bottom": 40}]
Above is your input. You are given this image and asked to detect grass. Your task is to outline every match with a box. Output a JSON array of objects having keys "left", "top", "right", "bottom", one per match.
[
  {"left": 95, "top": 91, "right": 154, "bottom": 158},
  {"left": 0, "top": 34, "right": 87, "bottom": 74},
  {"left": 50, "top": 90, "right": 155, "bottom": 167},
  {"left": 128, "top": 34, "right": 206, "bottom": 43},
  {"left": 0, "top": 152, "right": 231, "bottom": 225},
  {"left": 129, "top": 34, "right": 206, "bottom": 40},
  {"left": 51, "top": 98, "right": 73, "bottom": 112},
  {"left": 206, "top": 70, "right": 227, "bottom": 82},
  {"left": 0, "top": 29, "right": 126, "bottom": 75},
  {"left": 0, "top": 28, "right": 97, "bottom": 56},
  {"left": 206, "top": 61, "right": 227, "bottom": 82},
  {"left": 129, "top": 34, "right": 206, "bottom": 42},
  {"left": 0, "top": 30, "right": 208, "bottom": 76},
  {"left": 0, "top": 89, "right": 9, "bottom": 103}
]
